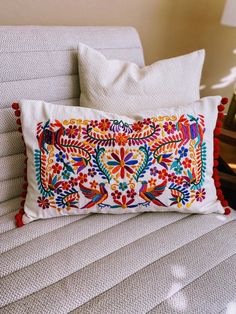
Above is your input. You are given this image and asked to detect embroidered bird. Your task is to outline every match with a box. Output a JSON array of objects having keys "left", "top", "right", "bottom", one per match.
[
  {"left": 72, "top": 156, "right": 88, "bottom": 173},
  {"left": 79, "top": 182, "right": 108, "bottom": 209},
  {"left": 139, "top": 180, "right": 167, "bottom": 207}
]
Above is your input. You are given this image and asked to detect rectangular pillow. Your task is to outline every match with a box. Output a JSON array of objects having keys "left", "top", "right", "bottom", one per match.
[
  {"left": 78, "top": 43, "right": 205, "bottom": 115},
  {"left": 13, "top": 97, "right": 230, "bottom": 226}
]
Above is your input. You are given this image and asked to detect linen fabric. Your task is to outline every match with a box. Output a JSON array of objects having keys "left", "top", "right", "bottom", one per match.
[
  {"left": 78, "top": 43, "right": 205, "bottom": 115},
  {"left": 18, "top": 96, "right": 223, "bottom": 225}
]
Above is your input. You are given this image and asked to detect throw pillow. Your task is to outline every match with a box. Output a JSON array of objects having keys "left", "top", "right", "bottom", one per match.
[
  {"left": 13, "top": 97, "right": 230, "bottom": 226},
  {"left": 78, "top": 43, "right": 205, "bottom": 115}
]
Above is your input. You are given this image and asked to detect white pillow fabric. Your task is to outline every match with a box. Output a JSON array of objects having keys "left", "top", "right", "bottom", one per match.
[{"left": 78, "top": 43, "right": 205, "bottom": 116}]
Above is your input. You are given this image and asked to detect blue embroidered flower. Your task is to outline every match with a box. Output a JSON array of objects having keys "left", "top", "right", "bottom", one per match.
[
  {"left": 119, "top": 182, "right": 128, "bottom": 191},
  {"left": 62, "top": 170, "right": 70, "bottom": 180},
  {"left": 56, "top": 151, "right": 66, "bottom": 162},
  {"left": 178, "top": 146, "right": 188, "bottom": 158},
  {"left": 174, "top": 165, "right": 183, "bottom": 175}
]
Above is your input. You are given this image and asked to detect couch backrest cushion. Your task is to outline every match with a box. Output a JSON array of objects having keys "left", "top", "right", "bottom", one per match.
[{"left": 0, "top": 26, "right": 144, "bottom": 206}]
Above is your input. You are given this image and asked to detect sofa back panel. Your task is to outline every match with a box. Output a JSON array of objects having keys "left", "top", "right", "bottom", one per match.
[{"left": 0, "top": 26, "right": 144, "bottom": 208}]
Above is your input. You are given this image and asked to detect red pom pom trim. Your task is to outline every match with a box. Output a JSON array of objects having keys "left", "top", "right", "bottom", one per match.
[
  {"left": 12, "top": 103, "right": 26, "bottom": 227},
  {"left": 213, "top": 97, "right": 231, "bottom": 215},
  {"left": 224, "top": 207, "right": 231, "bottom": 215}
]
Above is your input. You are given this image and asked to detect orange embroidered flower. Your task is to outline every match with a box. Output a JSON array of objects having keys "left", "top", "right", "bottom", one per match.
[
  {"left": 107, "top": 147, "right": 138, "bottom": 179},
  {"left": 61, "top": 181, "right": 70, "bottom": 190},
  {"left": 158, "top": 169, "right": 168, "bottom": 180},
  {"left": 148, "top": 178, "right": 157, "bottom": 186},
  {"left": 132, "top": 121, "right": 144, "bottom": 132},
  {"left": 115, "top": 133, "right": 129, "bottom": 146},
  {"left": 77, "top": 173, "right": 88, "bottom": 183},
  {"left": 90, "top": 180, "right": 98, "bottom": 189},
  {"left": 98, "top": 119, "right": 111, "bottom": 131}
]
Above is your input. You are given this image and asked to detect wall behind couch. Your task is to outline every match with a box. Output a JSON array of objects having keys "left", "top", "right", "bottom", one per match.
[{"left": 0, "top": 0, "right": 235, "bottom": 100}]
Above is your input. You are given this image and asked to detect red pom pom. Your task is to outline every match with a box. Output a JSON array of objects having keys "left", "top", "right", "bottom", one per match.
[
  {"left": 16, "top": 219, "right": 24, "bottom": 227},
  {"left": 214, "top": 160, "right": 219, "bottom": 167},
  {"left": 219, "top": 196, "right": 224, "bottom": 201},
  {"left": 221, "top": 97, "right": 228, "bottom": 105},
  {"left": 224, "top": 207, "right": 231, "bottom": 215},
  {"left": 214, "top": 138, "right": 219, "bottom": 146},
  {"left": 15, "top": 213, "right": 21, "bottom": 221},
  {"left": 14, "top": 109, "right": 21, "bottom": 117},
  {"left": 19, "top": 208, "right": 24, "bottom": 214},
  {"left": 218, "top": 104, "right": 225, "bottom": 112},
  {"left": 215, "top": 181, "right": 221, "bottom": 188},
  {"left": 216, "top": 120, "right": 223, "bottom": 128},
  {"left": 16, "top": 118, "right": 21, "bottom": 125},
  {"left": 214, "top": 128, "right": 221, "bottom": 136},
  {"left": 214, "top": 151, "right": 219, "bottom": 158},
  {"left": 21, "top": 191, "right": 27, "bottom": 198},
  {"left": 213, "top": 168, "right": 218, "bottom": 176},
  {"left": 218, "top": 112, "right": 224, "bottom": 120},
  {"left": 221, "top": 200, "right": 229, "bottom": 207},
  {"left": 214, "top": 145, "right": 220, "bottom": 153},
  {"left": 12, "top": 103, "right": 19, "bottom": 110}
]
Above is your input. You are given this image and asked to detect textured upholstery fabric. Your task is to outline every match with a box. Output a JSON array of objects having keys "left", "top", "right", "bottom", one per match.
[{"left": 0, "top": 26, "right": 235, "bottom": 314}]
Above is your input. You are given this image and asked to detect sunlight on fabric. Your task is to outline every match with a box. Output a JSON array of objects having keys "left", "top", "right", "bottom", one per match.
[
  {"left": 167, "top": 283, "right": 187, "bottom": 311},
  {"left": 233, "top": 49, "right": 236, "bottom": 54},
  {"left": 226, "top": 302, "right": 236, "bottom": 314},
  {"left": 200, "top": 84, "right": 206, "bottom": 91},
  {"left": 171, "top": 265, "right": 186, "bottom": 279},
  {"left": 211, "top": 67, "right": 236, "bottom": 89},
  {"left": 215, "top": 214, "right": 228, "bottom": 221}
]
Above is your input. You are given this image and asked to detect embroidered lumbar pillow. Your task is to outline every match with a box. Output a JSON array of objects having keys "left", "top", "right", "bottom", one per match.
[
  {"left": 13, "top": 97, "right": 230, "bottom": 226},
  {"left": 78, "top": 43, "right": 205, "bottom": 115}
]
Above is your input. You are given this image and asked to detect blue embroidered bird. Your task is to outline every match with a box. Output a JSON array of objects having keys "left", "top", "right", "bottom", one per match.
[
  {"left": 79, "top": 182, "right": 108, "bottom": 209},
  {"left": 139, "top": 180, "right": 167, "bottom": 207}
]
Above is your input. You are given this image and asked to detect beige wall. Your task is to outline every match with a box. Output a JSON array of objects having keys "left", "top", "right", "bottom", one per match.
[{"left": 0, "top": 0, "right": 235, "bottom": 100}]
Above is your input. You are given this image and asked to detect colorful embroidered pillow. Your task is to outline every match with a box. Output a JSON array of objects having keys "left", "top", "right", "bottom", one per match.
[
  {"left": 78, "top": 43, "right": 205, "bottom": 115},
  {"left": 13, "top": 97, "right": 230, "bottom": 226}
]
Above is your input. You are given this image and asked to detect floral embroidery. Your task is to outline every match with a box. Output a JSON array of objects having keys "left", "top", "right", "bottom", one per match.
[{"left": 34, "top": 113, "right": 206, "bottom": 211}]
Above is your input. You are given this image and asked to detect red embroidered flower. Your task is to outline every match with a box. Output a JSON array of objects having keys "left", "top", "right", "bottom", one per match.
[
  {"left": 175, "top": 176, "right": 183, "bottom": 185},
  {"left": 158, "top": 169, "right": 168, "bottom": 180},
  {"left": 52, "top": 163, "right": 62, "bottom": 174},
  {"left": 66, "top": 125, "right": 78, "bottom": 138},
  {"left": 143, "top": 118, "right": 151, "bottom": 125},
  {"left": 163, "top": 122, "right": 176, "bottom": 134},
  {"left": 195, "top": 188, "right": 206, "bottom": 202},
  {"left": 69, "top": 177, "right": 79, "bottom": 186},
  {"left": 111, "top": 190, "right": 122, "bottom": 200},
  {"left": 182, "top": 158, "right": 192, "bottom": 169},
  {"left": 89, "top": 120, "right": 98, "bottom": 128},
  {"left": 127, "top": 189, "right": 137, "bottom": 199},
  {"left": 90, "top": 180, "right": 98, "bottom": 189},
  {"left": 37, "top": 196, "right": 50, "bottom": 209},
  {"left": 168, "top": 172, "right": 177, "bottom": 182},
  {"left": 61, "top": 181, "right": 70, "bottom": 190},
  {"left": 98, "top": 119, "right": 111, "bottom": 131},
  {"left": 132, "top": 121, "right": 144, "bottom": 132},
  {"left": 77, "top": 173, "right": 88, "bottom": 183},
  {"left": 115, "top": 133, "right": 129, "bottom": 146}
]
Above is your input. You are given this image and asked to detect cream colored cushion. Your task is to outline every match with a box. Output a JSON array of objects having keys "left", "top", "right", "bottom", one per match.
[{"left": 78, "top": 43, "right": 205, "bottom": 115}]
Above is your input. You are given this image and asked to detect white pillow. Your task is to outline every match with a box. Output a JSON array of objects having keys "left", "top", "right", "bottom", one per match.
[{"left": 78, "top": 43, "right": 205, "bottom": 116}]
